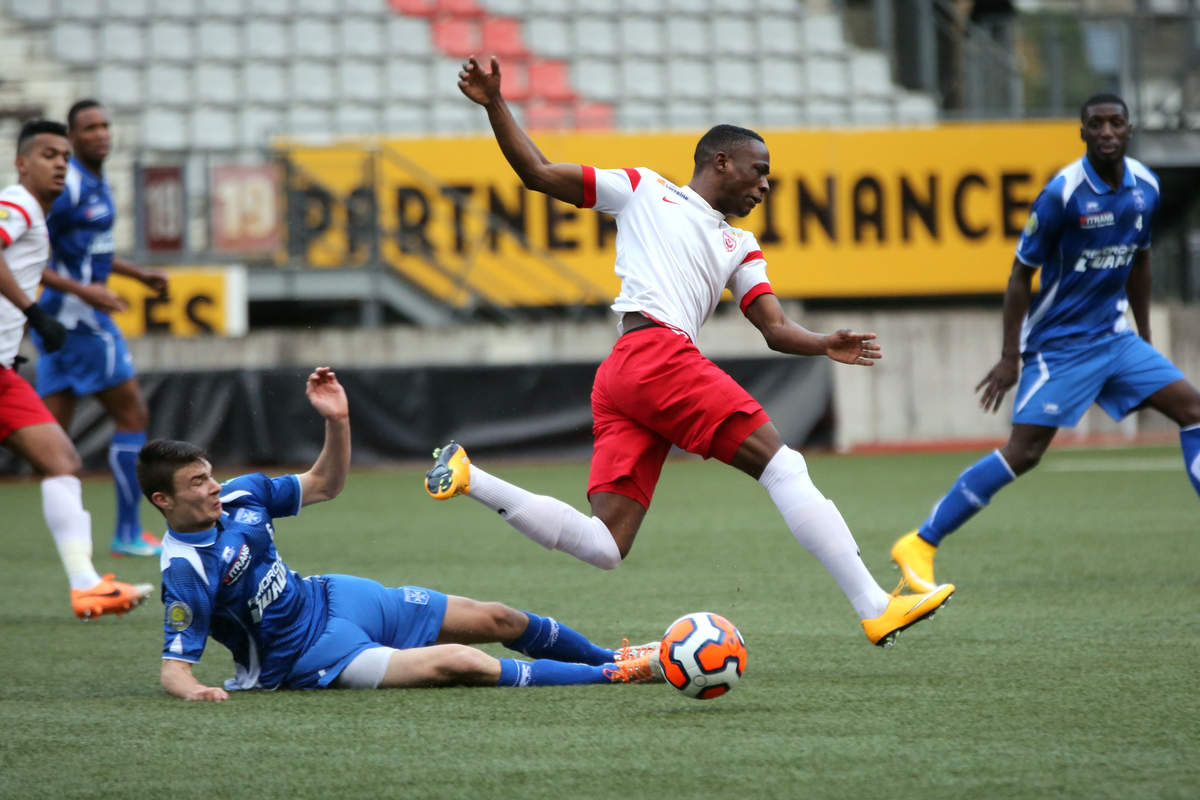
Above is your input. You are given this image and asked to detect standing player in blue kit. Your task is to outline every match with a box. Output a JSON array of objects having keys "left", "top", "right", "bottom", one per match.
[
  {"left": 141, "top": 367, "right": 660, "bottom": 701},
  {"left": 891, "top": 93, "right": 1200, "bottom": 592}
]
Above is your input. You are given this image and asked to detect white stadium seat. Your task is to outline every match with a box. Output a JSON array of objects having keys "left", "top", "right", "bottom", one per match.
[
  {"left": 6, "top": 0, "right": 54, "bottom": 22},
  {"left": 107, "top": 0, "right": 153, "bottom": 20},
  {"left": 713, "top": 59, "right": 758, "bottom": 100},
  {"left": 571, "top": 59, "right": 619, "bottom": 102},
  {"left": 194, "top": 63, "right": 240, "bottom": 105},
  {"left": 293, "top": 19, "right": 337, "bottom": 59},
  {"left": 382, "top": 104, "right": 430, "bottom": 134},
  {"left": 711, "top": 99, "right": 756, "bottom": 125},
  {"left": 287, "top": 104, "right": 335, "bottom": 136},
  {"left": 336, "top": 103, "right": 382, "bottom": 133},
  {"left": 804, "top": 54, "right": 848, "bottom": 98},
  {"left": 339, "top": 61, "right": 383, "bottom": 103},
  {"left": 191, "top": 107, "right": 238, "bottom": 149},
  {"left": 245, "top": 62, "right": 289, "bottom": 104},
  {"left": 385, "top": 58, "right": 433, "bottom": 100},
  {"left": 711, "top": 18, "right": 755, "bottom": 56},
  {"left": 146, "top": 63, "right": 192, "bottom": 106},
  {"left": 481, "top": 0, "right": 528, "bottom": 17},
  {"left": 101, "top": 23, "right": 146, "bottom": 63},
  {"left": 340, "top": 17, "right": 385, "bottom": 58},
  {"left": 199, "top": 0, "right": 247, "bottom": 16},
  {"left": 244, "top": 20, "right": 290, "bottom": 60},
  {"left": 801, "top": 14, "right": 847, "bottom": 55},
  {"left": 290, "top": 61, "right": 336, "bottom": 102},
  {"left": 56, "top": 0, "right": 104, "bottom": 20},
  {"left": 666, "top": 57, "right": 710, "bottom": 101},
  {"left": 197, "top": 21, "right": 243, "bottom": 61},
  {"left": 620, "top": 58, "right": 665, "bottom": 101},
  {"left": 850, "top": 51, "right": 893, "bottom": 98},
  {"left": 761, "top": 99, "right": 804, "bottom": 129},
  {"left": 148, "top": 22, "right": 195, "bottom": 63},
  {"left": 524, "top": 18, "right": 571, "bottom": 59},
  {"left": 665, "top": 100, "right": 710, "bottom": 130},
  {"left": 664, "top": 17, "right": 710, "bottom": 57},
  {"left": 757, "top": 15, "right": 800, "bottom": 56},
  {"left": 240, "top": 106, "right": 284, "bottom": 148},
  {"left": 96, "top": 63, "right": 144, "bottom": 109},
  {"left": 50, "top": 24, "right": 97, "bottom": 66},
  {"left": 296, "top": 0, "right": 340, "bottom": 15},
  {"left": 384, "top": 17, "right": 434, "bottom": 57},
  {"left": 574, "top": 17, "right": 618, "bottom": 57},
  {"left": 140, "top": 108, "right": 188, "bottom": 150},
  {"left": 763, "top": 56, "right": 804, "bottom": 98},
  {"left": 246, "top": 0, "right": 293, "bottom": 16},
  {"left": 621, "top": 17, "right": 664, "bottom": 57},
  {"left": 150, "top": 0, "right": 200, "bottom": 18}
]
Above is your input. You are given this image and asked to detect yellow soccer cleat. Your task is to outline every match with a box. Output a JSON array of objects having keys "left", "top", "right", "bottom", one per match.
[
  {"left": 861, "top": 583, "right": 955, "bottom": 647},
  {"left": 71, "top": 574, "right": 155, "bottom": 620},
  {"left": 891, "top": 530, "right": 939, "bottom": 594},
  {"left": 425, "top": 441, "right": 471, "bottom": 500}
]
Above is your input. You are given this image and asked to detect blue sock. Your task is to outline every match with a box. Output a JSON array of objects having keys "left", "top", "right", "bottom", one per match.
[
  {"left": 918, "top": 450, "right": 1016, "bottom": 546},
  {"left": 503, "top": 612, "right": 614, "bottom": 666},
  {"left": 110, "top": 430, "right": 146, "bottom": 543},
  {"left": 496, "top": 658, "right": 612, "bottom": 686},
  {"left": 1181, "top": 424, "right": 1200, "bottom": 498}
]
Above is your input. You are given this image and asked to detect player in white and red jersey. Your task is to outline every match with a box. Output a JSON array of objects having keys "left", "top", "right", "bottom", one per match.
[
  {"left": 0, "top": 119, "right": 151, "bottom": 619},
  {"left": 426, "top": 57, "right": 955, "bottom": 647}
]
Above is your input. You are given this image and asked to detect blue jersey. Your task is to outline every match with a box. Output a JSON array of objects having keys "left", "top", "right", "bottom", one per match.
[
  {"left": 1014, "top": 155, "right": 1160, "bottom": 354},
  {"left": 160, "top": 473, "right": 329, "bottom": 691},
  {"left": 38, "top": 157, "right": 116, "bottom": 329}
]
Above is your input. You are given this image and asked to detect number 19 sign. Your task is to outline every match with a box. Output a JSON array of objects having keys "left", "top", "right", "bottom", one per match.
[{"left": 210, "top": 164, "right": 281, "bottom": 255}]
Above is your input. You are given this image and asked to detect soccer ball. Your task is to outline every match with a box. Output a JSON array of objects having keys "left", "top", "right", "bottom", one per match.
[{"left": 657, "top": 611, "right": 747, "bottom": 700}]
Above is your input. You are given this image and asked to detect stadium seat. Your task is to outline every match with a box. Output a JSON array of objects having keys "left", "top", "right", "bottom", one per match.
[
  {"left": 757, "top": 16, "right": 800, "bottom": 56},
  {"left": 805, "top": 55, "right": 848, "bottom": 98},
  {"left": 55, "top": 0, "right": 104, "bottom": 20},
  {"left": 139, "top": 108, "right": 188, "bottom": 150},
  {"left": 196, "top": 21, "right": 242, "bottom": 62},
  {"left": 572, "top": 59, "right": 618, "bottom": 101},
  {"left": 245, "top": 62, "right": 288, "bottom": 105},
  {"left": 6, "top": 0, "right": 55, "bottom": 21},
  {"left": 244, "top": 20, "right": 290, "bottom": 60},
  {"left": 106, "top": 0, "right": 151, "bottom": 20},
  {"left": 431, "top": 99, "right": 480, "bottom": 131},
  {"left": 200, "top": 0, "right": 246, "bottom": 16},
  {"left": 574, "top": 17, "right": 618, "bottom": 57},
  {"left": 150, "top": 0, "right": 200, "bottom": 19},
  {"left": 525, "top": 100, "right": 568, "bottom": 131},
  {"left": 802, "top": 14, "right": 848, "bottom": 55},
  {"left": 665, "top": 101, "right": 709, "bottom": 130},
  {"left": 385, "top": 58, "right": 433, "bottom": 100},
  {"left": 433, "top": 17, "right": 481, "bottom": 58},
  {"left": 667, "top": 0, "right": 708, "bottom": 12},
  {"left": 336, "top": 104, "right": 381, "bottom": 133},
  {"left": 385, "top": 16, "right": 435, "bottom": 56},
  {"left": 711, "top": 18, "right": 755, "bottom": 56},
  {"left": 850, "top": 96, "right": 892, "bottom": 124},
  {"left": 191, "top": 107, "right": 238, "bottom": 149},
  {"left": 288, "top": 104, "right": 335, "bottom": 135},
  {"left": 437, "top": 0, "right": 488, "bottom": 17},
  {"left": 617, "top": 101, "right": 663, "bottom": 130},
  {"left": 479, "top": 0, "right": 526, "bottom": 15},
  {"left": 101, "top": 23, "right": 146, "bottom": 63},
  {"left": 896, "top": 91, "right": 938, "bottom": 123},
  {"left": 339, "top": 61, "right": 384, "bottom": 103},
  {"left": 851, "top": 51, "right": 893, "bottom": 98},
  {"left": 290, "top": 62, "right": 337, "bottom": 102},
  {"left": 573, "top": 100, "right": 614, "bottom": 130},
  {"left": 295, "top": 0, "right": 339, "bottom": 15},
  {"left": 389, "top": 0, "right": 439, "bottom": 16},
  {"left": 344, "top": 0, "right": 391, "bottom": 12},
  {"left": 240, "top": 107, "right": 282, "bottom": 148},
  {"left": 341, "top": 17, "right": 385, "bottom": 58},
  {"left": 245, "top": 0, "right": 292, "bottom": 16},
  {"left": 195, "top": 63, "right": 240, "bottom": 106},
  {"left": 666, "top": 57, "right": 709, "bottom": 101},
  {"left": 293, "top": 19, "right": 337, "bottom": 59},
  {"left": 522, "top": 18, "right": 571, "bottom": 59},
  {"left": 50, "top": 25, "right": 97, "bottom": 66},
  {"left": 664, "top": 17, "right": 709, "bottom": 57},
  {"left": 713, "top": 60, "right": 757, "bottom": 100},
  {"left": 620, "top": 59, "right": 664, "bottom": 101},
  {"left": 528, "top": 59, "right": 575, "bottom": 102},
  {"left": 530, "top": 0, "right": 574, "bottom": 14},
  {"left": 712, "top": 99, "right": 756, "bottom": 125},
  {"left": 480, "top": 17, "right": 529, "bottom": 59},
  {"left": 146, "top": 63, "right": 192, "bottom": 106},
  {"left": 498, "top": 59, "right": 532, "bottom": 102},
  {"left": 148, "top": 22, "right": 195, "bottom": 63},
  {"left": 96, "top": 64, "right": 143, "bottom": 109},
  {"left": 621, "top": 17, "right": 664, "bottom": 57},
  {"left": 762, "top": 99, "right": 805, "bottom": 128},
  {"left": 766, "top": 57, "right": 805, "bottom": 98},
  {"left": 383, "top": 104, "right": 429, "bottom": 133}
]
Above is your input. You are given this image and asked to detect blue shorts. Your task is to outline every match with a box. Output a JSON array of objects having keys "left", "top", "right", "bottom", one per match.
[
  {"left": 1012, "top": 332, "right": 1183, "bottom": 427},
  {"left": 285, "top": 575, "right": 448, "bottom": 689},
  {"left": 33, "top": 313, "right": 136, "bottom": 397}
]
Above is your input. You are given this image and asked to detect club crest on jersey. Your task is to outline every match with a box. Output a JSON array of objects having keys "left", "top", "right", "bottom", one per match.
[
  {"left": 222, "top": 544, "right": 252, "bottom": 585},
  {"left": 403, "top": 587, "right": 431, "bottom": 605},
  {"left": 1080, "top": 211, "right": 1115, "bottom": 229},
  {"left": 1023, "top": 212, "right": 1038, "bottom": 237},
  {"left": 234, "top": 508, "right": 263, "bottom": 525},
  {"left": 167, "top": 601, "right": 193, "bottom": 631},
  {"left": 1132, "top": 188, "right": 1145, "bottom": 211},
  {"left": 722, "top": 231, "right": 736, "bottom": 251}
]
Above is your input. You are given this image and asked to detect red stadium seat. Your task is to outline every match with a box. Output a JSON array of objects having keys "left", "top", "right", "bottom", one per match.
[
  {"left": 433, "top": 17, "right": 481, "bottom": 58},
  {"left": 500, "top": 59, "right": 531, "bottom": 102},
  {"left": 573, "top": 101, "right": 615, "bottom": 131},
  {"left": 436, "top": 0, "right": 486, "bottom": 18},
  {"left": 529, "top": 59, "right": 576, "bottom": 102},
  {"left": 388, "top": 0, "right": 438, "bottom": 16},
  {"left": 526, "top": 100, "right": 569, "bottom": 131},
  {"left": 481, "top": 18, "right": 528, "bottom": 59}
]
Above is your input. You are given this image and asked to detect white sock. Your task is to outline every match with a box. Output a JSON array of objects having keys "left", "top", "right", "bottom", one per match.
[
  {"left": 467, "top": 464, "right": 622, "bottom": 570},
  {"left": 758, "top": 447, "right": 890, "bottom": 619},
  {"left": 42, "top": 475, "right": 103, "bottom": 591}
]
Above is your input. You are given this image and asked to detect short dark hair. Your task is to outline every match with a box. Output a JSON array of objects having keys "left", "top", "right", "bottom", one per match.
[
  {"left": 1080, "top": 93, "right": 1128, "bottom": 122},
  {"left": 138, "top": 439, "right": 210, "bottom": 503},
  {"left": 67, "top": 99, "right": 103, "bottom": 131},
  {"left": 17, "top": 119, "right": 68, "bottom": 154},
  {"left": 693, "top": 124, "right": 765, "bottom": 167}
]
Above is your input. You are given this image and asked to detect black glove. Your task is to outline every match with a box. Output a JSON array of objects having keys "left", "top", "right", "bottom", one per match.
[{"left": 23, "top": 304, "right": 67, "bottom": 353}]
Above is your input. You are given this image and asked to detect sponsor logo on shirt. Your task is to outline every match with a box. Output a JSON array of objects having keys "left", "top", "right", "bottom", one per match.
[
  {"left": 1079, "top": 211, "right": 1115, "bottom": 229},
  {"left": 248, "top": 558, "right": 288, "bottom": 622},
  {"left": 234, "top": 508, "right": 263, "bottom": 525},
  {"left": 222, "top": 544, "right": 252, "bottom": 585},
  {"left": 167, "top": 600, "right": 193, "bottom": 631},
  {"left": 1072, "top": 243, "right": 1137, "bottom": 272}
]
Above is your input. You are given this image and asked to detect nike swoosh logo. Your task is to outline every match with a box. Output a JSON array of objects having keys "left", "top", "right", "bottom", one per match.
[{"left": 662, "top": 197, "right": 679, "bottom": 204}]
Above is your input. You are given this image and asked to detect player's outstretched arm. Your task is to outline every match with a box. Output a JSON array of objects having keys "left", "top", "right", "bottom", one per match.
[
  {"left": 112, "top": 256, "right": 169, "bottom": 295},
  {"left": 458, "top": 55, "right": 585, "bottom": 207},
  {"left": 298, "top": 366, "right": 351, "bottom": 506},
  {"left": 161, "top": 658, "right": 228, "bottom": 702},
  {"left": 976, "top": 258, "right": 1036, "bottom": 413},
  {"left": 744, "top": 293, "right": 881, "bottom": 366}
]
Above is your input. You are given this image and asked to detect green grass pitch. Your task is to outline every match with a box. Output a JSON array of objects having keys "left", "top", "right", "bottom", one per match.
[{"left": 1, "top": 445, "right": 1196, "bottom": 799}]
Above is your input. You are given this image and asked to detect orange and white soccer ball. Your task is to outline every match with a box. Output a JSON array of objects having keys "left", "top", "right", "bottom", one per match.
[{"left": 657, "top": 612, "right": 747, "bottom": 700}]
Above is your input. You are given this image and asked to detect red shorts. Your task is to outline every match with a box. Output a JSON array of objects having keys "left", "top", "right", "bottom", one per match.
[
  {"left": 0, "top": 366, "right": 57, "bottom": 443},
  {"left": 588, "top": 326, "right": 769, "bottom": 509}
]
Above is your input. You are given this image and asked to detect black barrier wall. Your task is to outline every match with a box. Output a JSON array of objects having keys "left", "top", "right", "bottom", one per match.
[{"left": 0, "top": 358, "right": 831, "bottom": 474}]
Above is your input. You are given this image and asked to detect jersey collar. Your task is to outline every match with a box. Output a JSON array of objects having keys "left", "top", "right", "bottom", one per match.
[
  {"left": 681, "top": 185, "right": 726, "bottom": 220},
  {"left": 164, "top": 514, "right": 227, "bottom": 547},
  {"left": 1081, "top": 155, "right": 1137, "bottom": 195}
]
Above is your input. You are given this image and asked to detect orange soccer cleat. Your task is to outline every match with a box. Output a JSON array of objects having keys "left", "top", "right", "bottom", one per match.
[{"left": 71, "top": 574, "right": 155, "bottom": 620}]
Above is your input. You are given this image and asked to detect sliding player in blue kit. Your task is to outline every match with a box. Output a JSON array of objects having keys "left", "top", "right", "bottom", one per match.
[
  {"left": 140, "top": 367, "right": 659, "bottom": 701},
  {"left": 891, "top": 93, "right": 1200, "bottom": 593}
]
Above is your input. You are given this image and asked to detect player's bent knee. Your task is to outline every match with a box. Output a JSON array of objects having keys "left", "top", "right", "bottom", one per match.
[{"left": 436, "top": 644, "right": 498, "bottom": 684}]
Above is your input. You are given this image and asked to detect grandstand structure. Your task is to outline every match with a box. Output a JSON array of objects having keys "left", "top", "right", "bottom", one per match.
[{"left": 0, "top": 0, "right": 1196, "bottom": 321}]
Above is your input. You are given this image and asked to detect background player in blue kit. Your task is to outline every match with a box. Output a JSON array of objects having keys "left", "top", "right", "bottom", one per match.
[
  {"left": 139, "top": 367, "right": 660, "bottom": 701},
  {"left": 891, "top": 93, "right": 1200, "bottom": 592},
  {"left": 34, "top": 99, "right": 169, "bottom": 558}
]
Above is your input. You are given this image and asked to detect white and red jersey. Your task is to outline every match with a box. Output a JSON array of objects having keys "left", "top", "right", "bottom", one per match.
[
  {"left": 579, "top": 166, "right": 773, "bottom": 342},
  {"left": 0, "top": 184, "right": 50, "bottom": 367}
]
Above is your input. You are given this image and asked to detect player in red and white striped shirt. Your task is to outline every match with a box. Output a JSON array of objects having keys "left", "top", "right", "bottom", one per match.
[
  {"left": 0, "top": 120, "right": 151, "bottom": 619},
  {"left": 426, "top": 57, "right": 954, "bottom": 647}
]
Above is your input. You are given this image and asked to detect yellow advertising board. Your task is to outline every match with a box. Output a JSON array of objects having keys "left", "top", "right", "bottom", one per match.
[
  {"left": 108, "top": 266, "right": 247, "bottom": 337},
  {"left": 281, "top": 121, "right": 1081, "bottom": 304}
]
